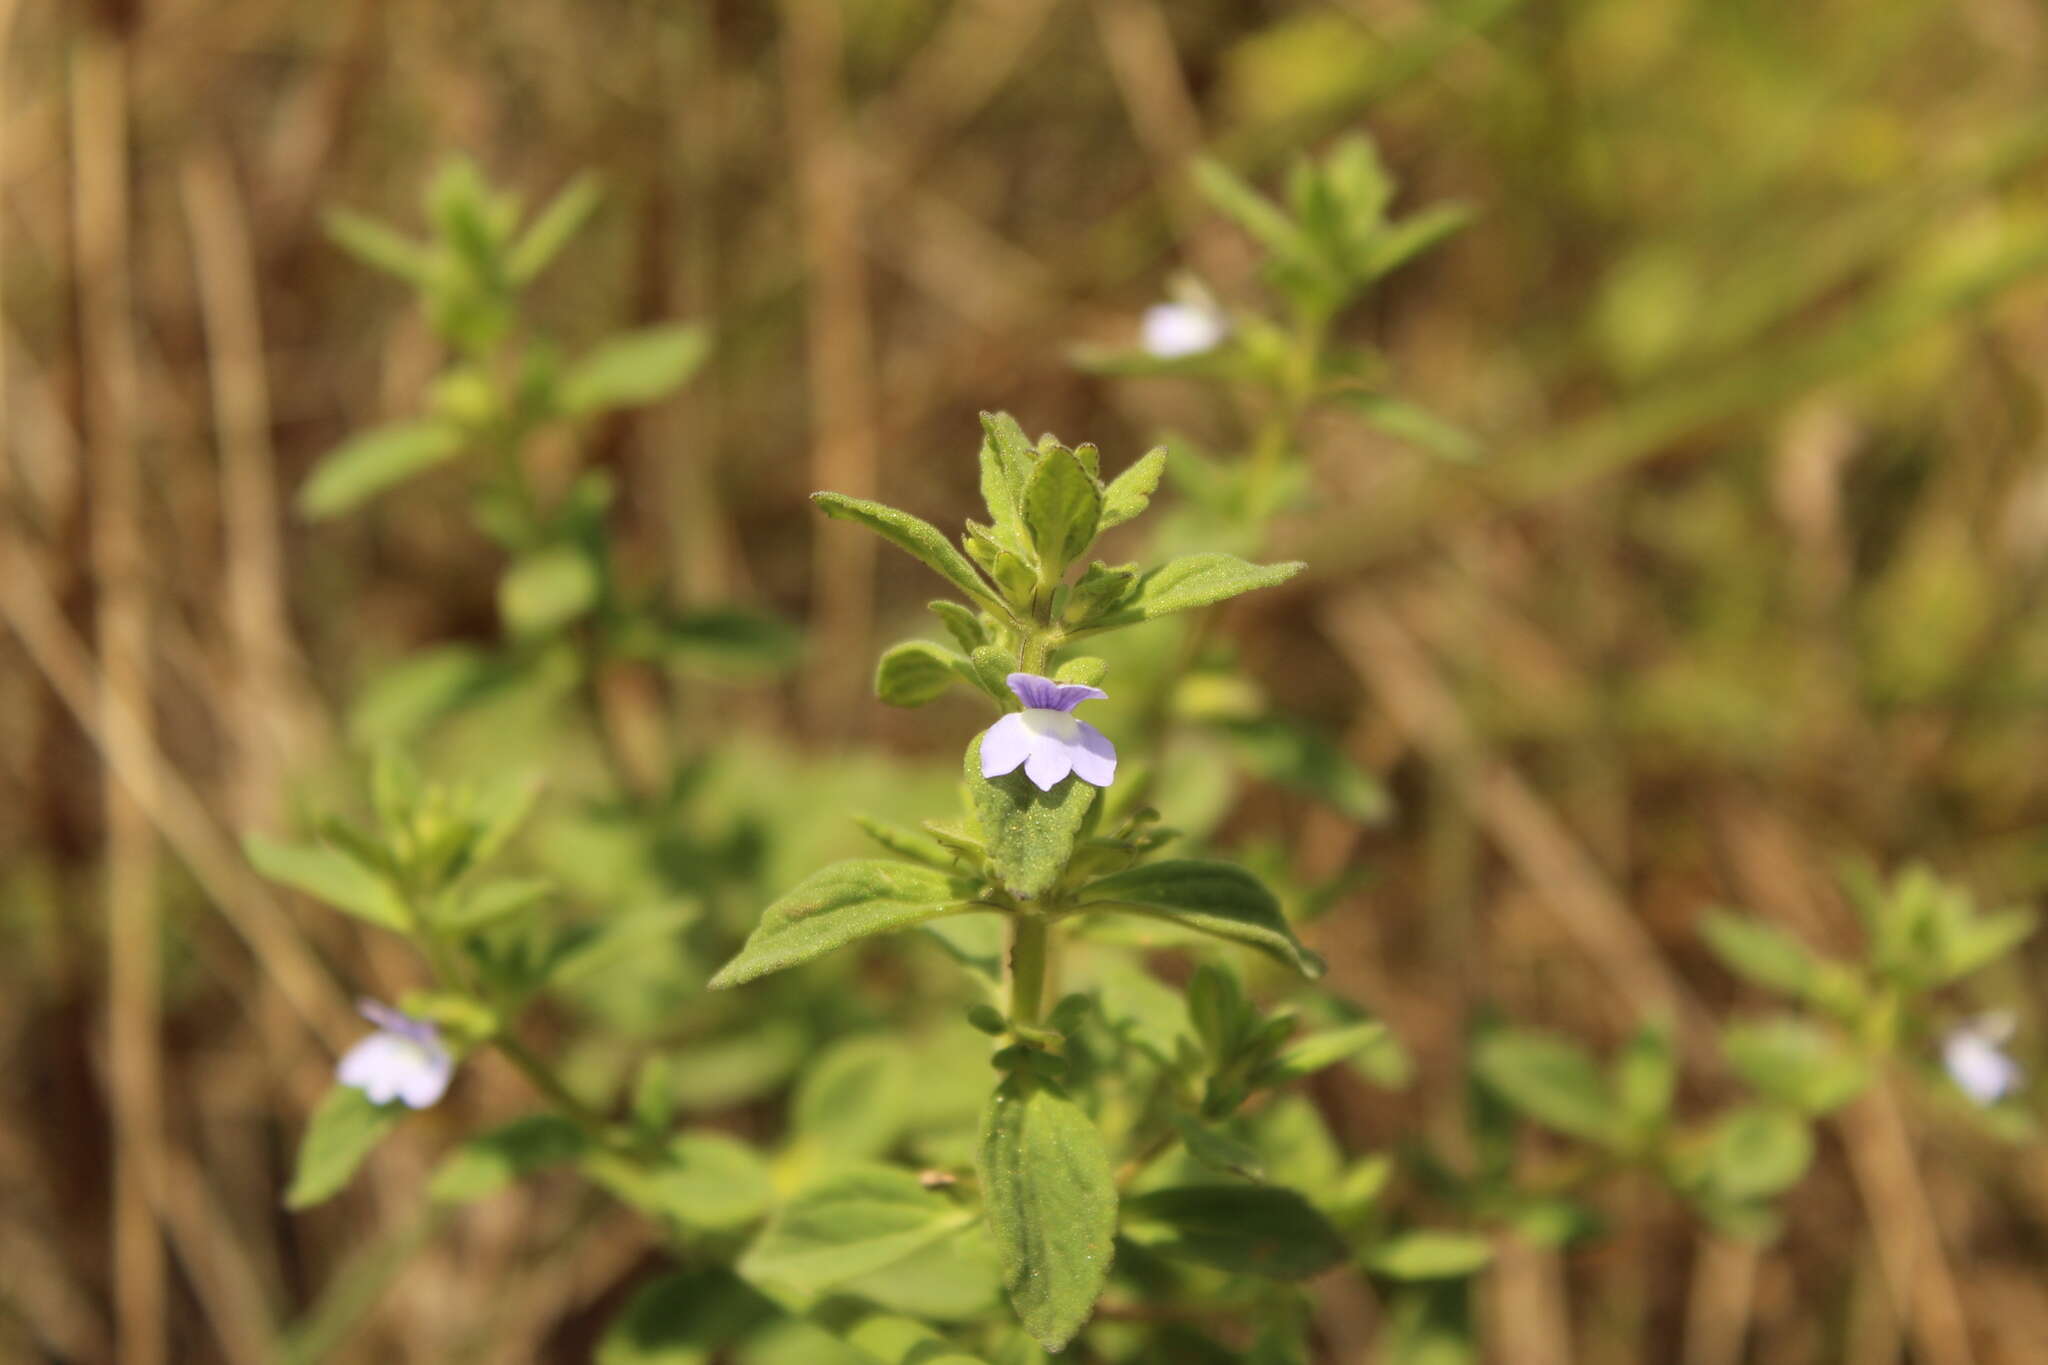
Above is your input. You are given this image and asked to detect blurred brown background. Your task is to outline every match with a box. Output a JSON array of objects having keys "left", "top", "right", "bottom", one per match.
[{"left": 11, "top": 0, "right": 2048, "bottom": 1360}]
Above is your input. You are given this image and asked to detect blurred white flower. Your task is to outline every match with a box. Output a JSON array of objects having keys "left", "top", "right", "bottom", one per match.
[
  {"left": 338, "top": 999, "right": 454, "bottom": 1109},
  {"left": 1943, "top": 1014, "right": 2020, "bottom": 1106},
  {"left": 1141, "top": 301, "right": 1227, "bottom": 359}
]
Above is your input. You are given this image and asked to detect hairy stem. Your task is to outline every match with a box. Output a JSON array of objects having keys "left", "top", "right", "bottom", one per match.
[{"left": 1009, "top": 915, "right": 1050, "bottom": 1027}]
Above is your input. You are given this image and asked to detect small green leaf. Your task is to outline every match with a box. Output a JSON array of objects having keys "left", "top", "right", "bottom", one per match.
[
  {"left": 1123, "top": 1185, "right": 1346, "bottom": 1279},
  {"left": 508, "top": 173, "right": 603, "bottom": 283},
  {"left": 1099, "top": 448, "right": 1166, "bottom": 530},
  {"left": 1616, "top": 1023, "right": 1678, "bottom": 1131},
  {"left": 1941, "top": 907, "right": 2038, "bottom": 980},
  {"left": 429, "top": 1115, "right": 589, "bottom": 1203},
  {"left": 1707, "top": 1106, "right": 1814, "bottom": 1201},
  {"left": 1697, "top": 911, "right": 1820, "bottom": 997},
  {"left": 286, "top": 1086, "right": 405, "bottom": 1209},
  {"left": 1082, "top": 553, "right": 1304, "bottom": 629},
  {"left": 499, "top": 544, "right": 601, "bottom": 637},
  {"left": 853, "top": 816, "right": 955, "bottom": 868},
  {"left": 595, "top": 1269, "right": 777, "bottom": 1365},
  {"left": 875, "top": 641, "right": 962, "bottom": 707},
  {"left": 1191, "top": 158, "right": 1310, "bottom": 261},
  {"left": 323, "top": 208, "right": 432, "bottom": 283},
  {"left": 792, "top": 1035, "right": 914, "bottom": 1162},
  {"left": 347, "top": 644, "right": 520, "bottom": 745},
  {"left": 245, "top": 834, "right": 409, "bottom": 932},
  {"left": 1022, "top": 447, "right": 1101, "bottom": 577},
  {"left": 1053, "top": 656, "right": 1108, "bottom": 687},
  {"left": 929, "top": 600, "right": 988, "bottom": 653},
  {"left": 968, "top": 735, "right": 1098, "bottom": 900},
  {"left": 978, "top": 1076, "right": 1116, "bottom": 1352},
  {"left": 814, "top": 493, "right": 1007, "bottom": 616},
  {"left": 1171, "top": 1116, "right": 1266, "bottom": 1181},
  {"left": 439, "top": 876, "right": 552, "bottom": 932},
  {"left": 710, "top": 860, "right": 984, "bottom": 988},
  {"left": 1722, "top": 1018, "right": 1869, "bottom": 1115},
  {"left": 585, "top": 1132, "right": 773, "bottom": 1233},
  {"left": 1364, "top": 1230, "right": 1495, "bottom": 1281},
  {"left": 741, "top": 1164, "right": 973, "bottom": 1294},
  {"left": 835, "top": 1312, "right": 990, "bottom": 1365},
  {"left": 1075, "top": 860, "right": 1323, "bottom": 977},
  {"left": 299, "top": 420, "right": 464, "bottom": 520},
  {"left": 1473, "top": 1030, "right": 1617, "bottom": 1146},
  {"left": 979, "top": 411, "right": 1035, "bottom": 543},
  {"left": 1256, "top": 1020, "right": 1391, "bottom": 1086},
  {"left": 559, "top": 324, "right": 711, "bottom": 415},
  {"left": 1361, "top": 202, "right": 1475, "bottom": 280}
]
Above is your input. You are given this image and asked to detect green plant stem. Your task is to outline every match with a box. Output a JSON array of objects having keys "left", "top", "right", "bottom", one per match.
[
  {"left": 1009, "top": 915, "right": 1050, "bottom": 1027},
  {"left": 494, "top": 1032, "right": 614, "bottom": 1136}
]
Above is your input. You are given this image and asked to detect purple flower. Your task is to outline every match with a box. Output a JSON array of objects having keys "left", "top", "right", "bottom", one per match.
[
  {"left": 980, "top": 672, "right": 1118, "bottom": 792},
  {"left": 1943, "top": 1014, "right": 2020, "bottom": 1106},
  {"left": 337, "top": 999, "right": 454, "bottom": 1109}
]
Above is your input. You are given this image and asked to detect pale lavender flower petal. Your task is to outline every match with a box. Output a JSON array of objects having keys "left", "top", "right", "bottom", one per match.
[
  {"left": 980, "top": 712, "right": 1035, "bottom": 778},
  {"left": 1023, "top": 728, "right": 1077, "bottom": 790},
  {"left": 338, "top": 1001, "right": 453, "bottom": 1110},
  {"left": 1142, "top": 302, "right": 1227, "bottom": 359},
  {"left": 1069, "top": 720, "right": 1117, "bottom": 787},
  {"left": 1944, "top": 1021, "right": 2021, "bottom": 1106},
  {"left": 1005, "top": 673, "right": 1108, "bottom": 714},
  {"left": 981, "top": 674, "right": 1118, "bottom": 791}
]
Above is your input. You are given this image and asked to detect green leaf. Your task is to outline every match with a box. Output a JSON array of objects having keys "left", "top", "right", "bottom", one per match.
[
  {"left": 323, "top": 208, "right": 432, "bottom": 283},
  {"left": 1616, "top": 1023, "right": 1678, "bottom": 1131},
  {"left": 596, "top": 1269, "right": 777, "bottom": 1365},
  {"left": 1256, "top": 1020, "right": 1391, "bottom": 1086},
  {"left": 813, "top": 493, "right": 1007, "bottom": 616},
  {"left": 741, "top": 1164, "right": 973, "bottom": 1294},
  {"left": 968, "top": 734, "right": 1098, "bottom": 901},
  {"left": 852, "top": 816, "right": 955, "bottom": 868},
  {"left": 929, "top": 600, "right": 988, "bottom": 653},
  {"left": 1123, "top": 1184, "right": 1346, "bottom": 1279},
  {"left": 1361, "top": 202, "right": 1476, "bottom": 279},
  {"left": 245, "top": 834, "right": 409, "bottom": 932},
  {"left": 585, "top": 1132, "right": 773, "bottom": 1233},
  {"left": 429, "top": 1115, "right": 589, "bottom": 1203},
  {"left": 791, "top": 1035, "right": 914, "bottom": 1162},
  {"left": 1170, "top": 1116, "right": 1266, "bottom": 1181},
  {"left": 1364, "top": 1230, "right": 1496, "bottom": 1281},
  {"left": 1192, "top": 158, "right": 1310, "bottom": 261},
  {"left": 1707, "top": 1106, "right": 1814, "bottom": 1201},
  {"left": 978, "top": 1076, "right": 1116, "bottom": 1352},
  {"left": 1075, "top": 860, "right": 1323, "bottom": 977},
  {"left": 1099, "top": 448, "right": 1166, "bottom": 531},
  {"left": 1053, "top": 656, "right": 1108, "bottom": 687},
  {"left": 499, "top": 544, "right": 601, "bottom": 637},
  {"left": 1082, "top": 553, "right": 1304, "bottom": 629},
  {"left": 835, "top": 1312, "right": 989, "bottom": 1365},
  {"left": 979, "top": 411, "right": 1035, "bottom": 543},
  {"left": 439, "top": 876, "right": 552, "bottom": 932},
  {"left": 508, "top": 172, "right": 603, "bottom": 284},
  {"left": 1022, "top": 447, "right": 1101, "bottom": 577},
  {"left": 1334, "top": 392, "right": 1479, "bottom": 463},
  {"left": 710, "top": 860, "right": 983, "bottom": 988},
  {"left": 1941, "top": 907, "right": 2038, "bottom": 980},
  {"left": 347, "top": 644, "right": 521, "bottom": 745},
  {"left": 1722, "top": 1018, "right": 1869, "bottom": 1115},
  {"left": 298, "top": 420, "right": 464, "bottom": 520},
  {"left": 559, "top": 323, "right": 711, "bottom": 415},
  {"left": 1472, "top": 1030, "right": 1618, "bottom": 1146},
  {"left": 875, "top": 641, "right": 962, "bottom": 707},
  {"left": 1697, "top": 911, "right": 1820, "bottom": 997},
  {"left": 286, "top": 1086, "right": 405, "bottom": 1209},
  {"left": 834, "top": 1225, "right": 1003, "bottom": 1321}
]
